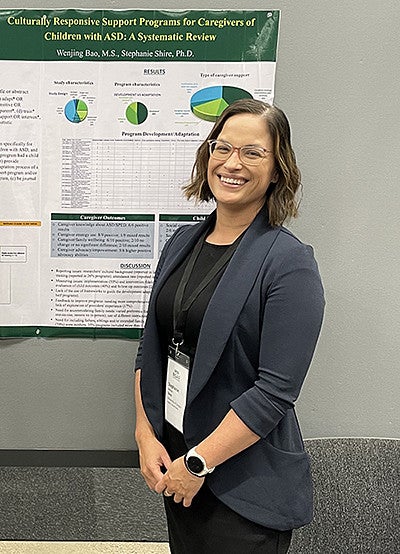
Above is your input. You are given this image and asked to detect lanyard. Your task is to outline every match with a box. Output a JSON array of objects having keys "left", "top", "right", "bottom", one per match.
[{"left": 172, "top": 231, "right": 241, "bottom": 347}]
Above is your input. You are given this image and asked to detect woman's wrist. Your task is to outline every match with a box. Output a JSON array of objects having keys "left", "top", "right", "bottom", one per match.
[
  {"left": 194, "top": 409, "right": 260, "bottom": 468},
  {"left": 135, "top": 422, "right": 156, "bottom": 444}
]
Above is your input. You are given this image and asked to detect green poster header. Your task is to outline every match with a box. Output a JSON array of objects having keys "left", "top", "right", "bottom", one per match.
[
  {"left": 51, "top": 213, "right": 155, "bottom": 221},
  {"left": 0, "top": 9, "right": 279, "bottom": 62}
]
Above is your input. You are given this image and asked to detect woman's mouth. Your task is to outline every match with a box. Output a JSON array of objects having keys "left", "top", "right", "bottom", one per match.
[{"left": 218, "top": 175, "right": 247, "bottom": 187}]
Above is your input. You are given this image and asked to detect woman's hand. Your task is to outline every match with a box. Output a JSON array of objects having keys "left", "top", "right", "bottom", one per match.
[
  {"left": 155, "top": 456, "right": 204, "bottom": 507},
  {"left": 137, "top": 434, "right": 172, "bottom": 491}
]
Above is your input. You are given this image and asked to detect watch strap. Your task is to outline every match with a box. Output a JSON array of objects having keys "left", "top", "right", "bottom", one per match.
[{"left": 184, "top": 446, "right": 215, "bottom": 477}]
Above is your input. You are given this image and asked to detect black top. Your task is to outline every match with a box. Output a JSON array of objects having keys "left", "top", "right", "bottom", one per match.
[
  {"left": 155, "top": 238, "right": 234, "bottom": 458},
  {"left": 156, "top": 239, "right": 232, "bottom": 359}
]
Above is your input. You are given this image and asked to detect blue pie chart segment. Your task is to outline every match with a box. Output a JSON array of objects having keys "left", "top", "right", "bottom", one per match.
[{"left": 64, "top": 99, "right": 88, "bottom": 123}]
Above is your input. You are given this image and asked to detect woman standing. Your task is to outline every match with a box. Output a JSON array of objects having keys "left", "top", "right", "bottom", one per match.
[{"left": 135, "top": 99, "right": 324, "bottom": 553}]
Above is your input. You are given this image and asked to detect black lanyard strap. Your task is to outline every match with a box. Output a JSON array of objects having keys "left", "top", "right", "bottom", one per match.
[{"left": 172, "top": 231, "right": 241, "bottom": 345}]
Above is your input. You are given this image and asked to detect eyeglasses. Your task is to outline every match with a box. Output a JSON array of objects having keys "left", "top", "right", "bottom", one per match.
[{"left": 208, "top": 140, "right": 273, "bottom": 166}]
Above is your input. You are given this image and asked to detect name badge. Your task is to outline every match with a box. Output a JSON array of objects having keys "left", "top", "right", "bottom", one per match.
[{"left": 165, "top": 345, "right": 191, "bottom": 432}]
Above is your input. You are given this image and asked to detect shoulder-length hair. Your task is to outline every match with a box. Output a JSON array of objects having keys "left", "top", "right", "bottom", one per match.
[{"left": 183, "top": 98, "right": 301, "bottom": 226}]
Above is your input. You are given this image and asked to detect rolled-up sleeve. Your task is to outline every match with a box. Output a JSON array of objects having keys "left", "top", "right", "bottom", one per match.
[{"left": 230, "top": 243, "right": 325, "bottom": 438}]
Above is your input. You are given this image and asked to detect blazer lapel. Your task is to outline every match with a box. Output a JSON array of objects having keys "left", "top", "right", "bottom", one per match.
[
  {"left": 187, "top": 212, "right": 280, "bottom": 405},
  {"left": 140, "top": 213, "right": 215, "bottom": 437}
]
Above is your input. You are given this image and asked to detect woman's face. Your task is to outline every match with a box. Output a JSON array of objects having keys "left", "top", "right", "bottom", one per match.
[{"left": 207, "top": 113, "right": 277, "bottom": 214}]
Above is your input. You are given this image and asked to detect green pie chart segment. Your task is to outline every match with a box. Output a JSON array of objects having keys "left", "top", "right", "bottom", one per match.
[
  {"left": 126, "top": 102, "right": 148, "bottom": 125},
  {"left": 192, "top": 98, "right": 229, "bottom": 122},
  {"left": 64, "top": 99, "right": 88, "bottom": 123},
  {"left": 190, "top": 86, "right": 253, "bottom": 122}
]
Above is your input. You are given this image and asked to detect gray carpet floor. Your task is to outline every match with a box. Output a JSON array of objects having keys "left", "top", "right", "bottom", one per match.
[{"left": 0, "top": 468, "right": 167, "bottom": 542}]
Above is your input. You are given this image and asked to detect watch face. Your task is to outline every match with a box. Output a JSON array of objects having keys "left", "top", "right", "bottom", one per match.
[{"left": 187, "top": 455, "right": 204, "bottom": 474}]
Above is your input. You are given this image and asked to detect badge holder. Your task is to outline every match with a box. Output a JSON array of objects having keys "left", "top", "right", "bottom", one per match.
[{"left": 165, "top": 339, "right": 191, "bottom": 432}]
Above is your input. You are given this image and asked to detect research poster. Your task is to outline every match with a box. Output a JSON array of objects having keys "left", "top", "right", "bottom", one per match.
[{"left": 0, "top": 9, "right": 280, "bottom": 338}]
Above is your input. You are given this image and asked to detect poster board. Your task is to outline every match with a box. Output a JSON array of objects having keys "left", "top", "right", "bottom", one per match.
[{"left": 0, "top": 9, "right": 280, "bottom": 338}]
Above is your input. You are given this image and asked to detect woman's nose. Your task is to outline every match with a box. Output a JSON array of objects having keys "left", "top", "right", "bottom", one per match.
[{"left": 223, "top": 148, "right": 243, "bottom": 168}]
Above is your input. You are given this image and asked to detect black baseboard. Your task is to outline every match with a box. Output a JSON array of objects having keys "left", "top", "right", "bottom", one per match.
[{"left": 0, "top": 450, "right": 139, "bottom": 468}]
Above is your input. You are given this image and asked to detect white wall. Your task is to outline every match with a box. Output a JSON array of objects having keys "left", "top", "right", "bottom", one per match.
[{"left": 1, "top": 0, "right": 399, "bottom": 448}]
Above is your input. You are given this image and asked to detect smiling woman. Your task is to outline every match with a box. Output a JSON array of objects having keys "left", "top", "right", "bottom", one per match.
[
  {"left": 204, "top": 113, "right": 278, "bottom": 231},
  {"left": 184, "top": 99, "right": 301, "bottom": 227},
  {"left": 135, "top": 99, "right": 324, "bottom": 553}
]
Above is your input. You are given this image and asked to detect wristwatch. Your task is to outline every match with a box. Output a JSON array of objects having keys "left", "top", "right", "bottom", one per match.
[{"left": 184, "top": 447, "right": 215, "bottom": 477}]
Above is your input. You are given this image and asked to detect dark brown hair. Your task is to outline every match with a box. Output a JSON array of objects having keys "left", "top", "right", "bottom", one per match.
[{"left": 183, "top": 98, "right": 301, "bottom": 226}]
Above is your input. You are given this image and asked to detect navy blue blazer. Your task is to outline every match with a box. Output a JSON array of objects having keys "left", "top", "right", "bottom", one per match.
[{"left": 135, "top": 208, "right": 325, "bottom": 530}]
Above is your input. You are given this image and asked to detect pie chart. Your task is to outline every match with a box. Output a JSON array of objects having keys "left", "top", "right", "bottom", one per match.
[
  {"left": 126, "top": 102, "right": 148, "bottom": 125},
  {"left": 190, "top": 86, "right": 253, "bottom": 122},
  {"left": 64, "top": 99, "right": 88, "bottom": 123}
]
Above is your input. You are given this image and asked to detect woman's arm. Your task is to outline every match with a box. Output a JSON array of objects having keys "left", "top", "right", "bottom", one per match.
[
  {"left": 230, "top": 243, "right": 325, "bottom": 438},
  {"left": 193, "top": 408, "right": 260, "bottom": 466},
  {"left": 135, "top": 370, "right": 171, "bottom": 490}
]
